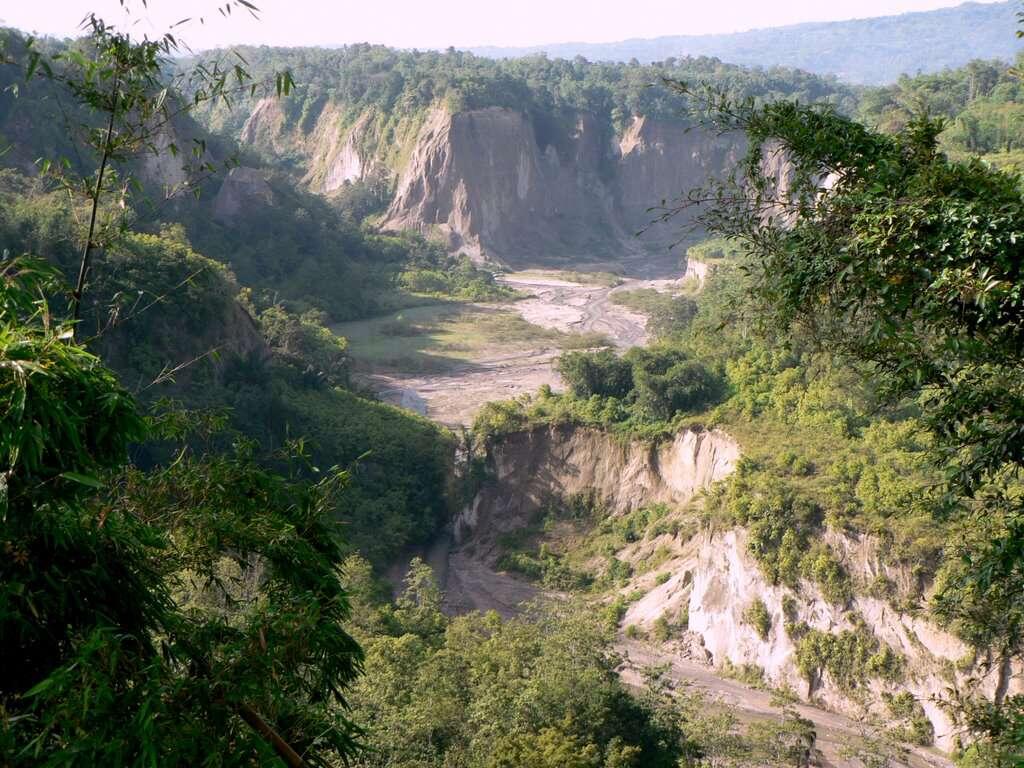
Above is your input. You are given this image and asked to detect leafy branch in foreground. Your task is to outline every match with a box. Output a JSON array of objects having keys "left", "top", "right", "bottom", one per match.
[
  {"left": 2, "top": 2, "right": 294, "bottom": 337},
  {"left": 0, "top": 256, "right": 364, "bottom": 765},
  {"left": 664, "top": 80, "right": 1024, "bottom": 762}
]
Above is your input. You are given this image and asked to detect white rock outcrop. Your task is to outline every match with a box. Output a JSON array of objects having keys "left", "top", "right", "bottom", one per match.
[
  {"left": 624, "top": 527, "right": 1023, "bottom": 752},
  {"left": 461, "top": 424, "right": 1023, "bottom": 753}
]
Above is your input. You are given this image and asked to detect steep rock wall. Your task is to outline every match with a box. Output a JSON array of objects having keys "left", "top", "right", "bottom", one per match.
[
  {"left": 460, "top": 424, "right": 1022, "bottom": 754},
  {"left": 456, "top": 424, "right": 739, "bottom": 562},
  {"left": 617, "top": 115, "right": 740, "bottom": 246},
  {"left": 238, "top": 100, "right": 744, "bottom": 264},
  {"left": 624, "top": 528, "right": 1023, "bottom": 752},
  {"left": 240, "top": 98, "right": 290, "bottom": 157},
  {"left": 302, "top": 107, "right": 381, "bottom": 194},
  {"left": 381, "top": 107, "right": 625, "bottom": 262},
  {"left": 139, "top": 123, "right": 188, "bottom": 194},
  {"left": 212, "top": 166, "right": 274, "bottom": 221},
  {"left": 381, "top": 109, "right": 742, "bottom": 263}
]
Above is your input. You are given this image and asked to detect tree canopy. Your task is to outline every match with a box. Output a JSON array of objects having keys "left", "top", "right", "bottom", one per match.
[{"left": 672, "top": 81, "right": 1024, "bottom": 760}]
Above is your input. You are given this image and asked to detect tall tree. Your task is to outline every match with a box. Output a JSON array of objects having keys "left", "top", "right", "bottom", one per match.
[
  {"left": 666, "top": 82, "right": 1024, "bottom": 763},
  {"left": 1, "top": 5, "right": 361, "bottom": 766}
]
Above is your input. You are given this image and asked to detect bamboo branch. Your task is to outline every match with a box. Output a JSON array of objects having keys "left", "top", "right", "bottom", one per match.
[
  {"left": 235, "top": 702, "right": 307, "bottom": 768},
  {"left": 70, "top": 68, "right": 119, "bottom": 337}
]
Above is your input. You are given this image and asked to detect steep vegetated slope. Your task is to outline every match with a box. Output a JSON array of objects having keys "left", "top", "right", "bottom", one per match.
[
  {"left": 462, "top": 244, "right": 1022, "bottom": 754},
  {"left": 472, "top": 0, "right": 1023, "bottom": 86},
  {"left": 0, "top": 30, "right": 468, "bottom": 567},
  {"left": 188, "top": 47, "right": 854, "bottom": 263}
]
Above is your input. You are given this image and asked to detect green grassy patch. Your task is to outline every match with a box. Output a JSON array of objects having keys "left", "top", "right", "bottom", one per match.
[
  {"left": 335, "top": 303, "right": 609, "bottom": 374},
  {"left": 507, "top": 269, "right": 624, "bottom": 287},
  {"left": 610, "top": 288, "right": 698, "bottom": 338}
]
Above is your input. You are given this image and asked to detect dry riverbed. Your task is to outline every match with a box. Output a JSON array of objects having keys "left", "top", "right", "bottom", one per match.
[
  {"left": 367, "top": 257, "right": 954, "bottom": 768},
  {"left": 335, "top": 260, "right": 689, "bottom": 425}
]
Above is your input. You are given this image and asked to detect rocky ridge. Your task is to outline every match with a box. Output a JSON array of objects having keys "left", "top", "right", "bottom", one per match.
[
  {"left": 238, "top": 99, "right": 743, "bottom": 264},
  {"left": 457, "top": 423, "right": 1024, "bottom": 754}
]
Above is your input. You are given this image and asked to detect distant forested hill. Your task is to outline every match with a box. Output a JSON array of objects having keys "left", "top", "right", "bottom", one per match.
[
  {"left": 186, "top": 44, "right": 857, "bottom": 139},
  {"left": 471, "top": 1, "right": 1022, "bottom": 85},
  {"left": 859, "top": 57, "right": 1024, "bottom": 169}
]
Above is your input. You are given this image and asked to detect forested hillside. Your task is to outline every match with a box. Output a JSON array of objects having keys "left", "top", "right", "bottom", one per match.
[
  {"left": 0, "top": 27, "right": 469, "bottom": 570},
  {"left": 859, "top": 57, "right": 1024, "bottom": 169},
  {"left": 188, "top": 44, "right": 856, "bottom": 137},
  {"left": 2, "top": 6, "right": 1024, "bottom": 767},
  {"left": 472, "top": 0, "right": 1023, "bottom": 85},
  {"left": 183, "top": 46, "right": 855, "bottom": 261}
]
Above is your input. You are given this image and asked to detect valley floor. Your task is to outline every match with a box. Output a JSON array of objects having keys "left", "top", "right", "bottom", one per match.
[
  {"left": 365, "top": 254, "right": 956, "bottom": 768},
  {"left": 338, "top": 256, "right": 684, "bottom": 425}
]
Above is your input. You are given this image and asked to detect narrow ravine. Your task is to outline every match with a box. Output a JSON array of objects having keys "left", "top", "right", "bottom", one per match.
[{"left": 377, "top": 254, "right": 953, "bottom": 768}]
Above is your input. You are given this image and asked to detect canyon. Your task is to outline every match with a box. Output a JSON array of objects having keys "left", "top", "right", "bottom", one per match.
[
  {"left": 443, "top": 422, "right": 1021, "bottom": 766},
  {"left": 229, "top": 84, "right": 1024, "bottom": 764},
  {"left": 239, "top": 98, "right": 740, "bottom": 264}
]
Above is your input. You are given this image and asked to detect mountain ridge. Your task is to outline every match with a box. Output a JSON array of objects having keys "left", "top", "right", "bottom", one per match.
[{"left": 470, "top": 1, "right": 1023, "bottom": 84}]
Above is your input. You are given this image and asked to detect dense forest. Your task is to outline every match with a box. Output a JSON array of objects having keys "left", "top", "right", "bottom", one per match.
[
  {"left": 858, "top": 57, "right": 1024, "bottom": 167},
  {"left": 188, "top": 43, "right": 857, "bottom": 135},
  {"left": 1, "top": 5, "right": 1024, "bottom": 768},
  {"left": 472, "top": 0, "right": 1023, "bottom": 85}
]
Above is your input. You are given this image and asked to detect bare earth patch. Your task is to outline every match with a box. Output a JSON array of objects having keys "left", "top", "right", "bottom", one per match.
[{"left": 336, "top": 257, "right": 684, "bottom": 425}]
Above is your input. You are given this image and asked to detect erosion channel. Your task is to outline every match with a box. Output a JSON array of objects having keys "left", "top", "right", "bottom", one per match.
[{"left": 337, "top": 252, "right": 973, "bottom": 768}]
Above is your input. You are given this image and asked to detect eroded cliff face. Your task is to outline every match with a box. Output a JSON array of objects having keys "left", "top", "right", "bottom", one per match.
[
  {"left": 381, "top": 107, "right": 625, "bottom": 262},
  {"left": 456, "top": 424, "right": 739, "bottom": 562},
  {"left": 623, "top": 528, "right": 1023, "bottom": 752},
  {"left": 617, "top": 115, "right": 740, "bottom": 246},
  {"left": 139, "top": 123, "right": 188, "bottom": 194},
  {"left": 212, "top": 166, "right": 274, "bottom": 221},
  {"left": 240, "top": 98, "right": 290, "bottom": 157},
  {"left": 238, "top": 100, "right": 743, "bottom": 264},
  {"left": 458, "top": 424, "right": 1023, "bottom": 754}
]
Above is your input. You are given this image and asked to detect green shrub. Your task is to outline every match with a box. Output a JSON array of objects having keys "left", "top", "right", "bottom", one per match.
[
  {"left": 601, "top": 557, "right": 634, "bottom": 586},
  {"left": 795, "top": 628, "right": 904, "bottom": 690},
  {"left": 743, "top": 598, "right": 773, "bottom": 641},
  {"left": 721, "top": 661, "right": 768, "bottom": 689},
  {"left": 628, "top": 346, "right": 723, "bottom": 420},
  {"left": 259, "top": 305, "right": 350, "bottom": 388},
  {"left": 398, "top": 255, "right": 515, "bottom": 301},
  {"left": 883, "top": 692, "right": 935, "bottom": 746},
  {"left": 497, "top": 549, "right": 593, "bottom": 591},
  {"left": 781, "top": 595, "right": 799, "bottom": 624},
  {"left": 799, "top": 546, "right": 854, "bottom": 605},
  {"left": 781, "top": 595, "right": 809, "bottom": 640},
  {"left": 557, "top": 349, "right": 634, "bottom": 399},
  {"left": 653, "top": 616, "right": 671, "bottom": 642},
  {"left": 604, "top": 598, "right": 627, "bottom": 629}
]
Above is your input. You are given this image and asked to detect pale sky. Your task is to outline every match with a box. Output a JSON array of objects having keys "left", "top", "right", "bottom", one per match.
[{"left": 0, "top": 0, "right": 1007, "bottom": 51}]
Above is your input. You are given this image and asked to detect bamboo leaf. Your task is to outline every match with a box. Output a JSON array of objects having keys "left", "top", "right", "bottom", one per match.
[{"left": 60, "top": 471, "right": 104, "bottom": 489}]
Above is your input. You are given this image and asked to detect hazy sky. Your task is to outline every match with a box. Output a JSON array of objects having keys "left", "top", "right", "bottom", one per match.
[{"left": 1, "top": 0, "right": 1007, "bottom": 50}]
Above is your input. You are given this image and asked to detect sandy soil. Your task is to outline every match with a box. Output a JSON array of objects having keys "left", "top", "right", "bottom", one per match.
[
  {"left": 355, "top": 257, "right": 685, "bottom": 425},
  {"left": 357, "top": 347, "right": 564, "bottom": 425},
  {"left": 618, "top": 638, "right": 953, "bottom": 768}
]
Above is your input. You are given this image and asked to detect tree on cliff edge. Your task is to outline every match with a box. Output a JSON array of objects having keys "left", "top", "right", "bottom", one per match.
[{"left": 667, "top": 84, "right": 1024, "bottom": 763}]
